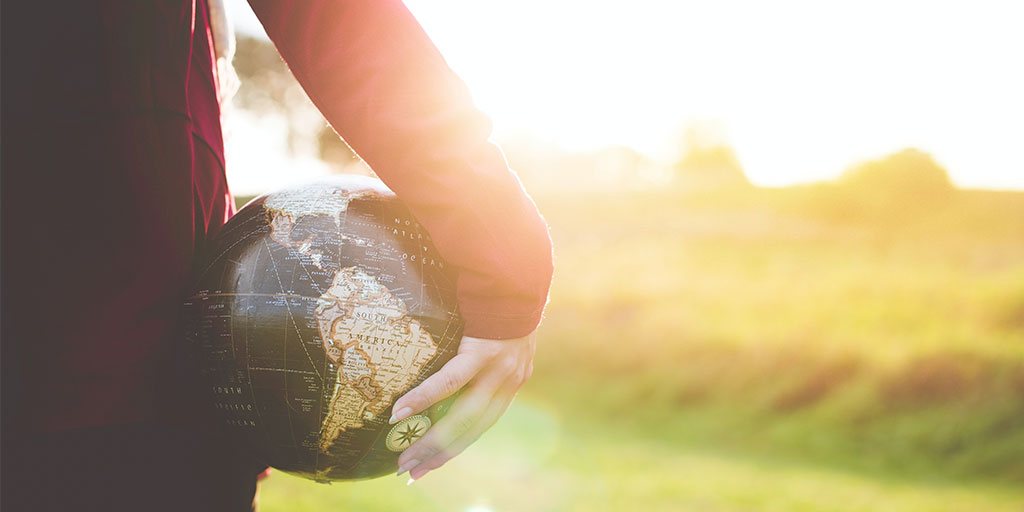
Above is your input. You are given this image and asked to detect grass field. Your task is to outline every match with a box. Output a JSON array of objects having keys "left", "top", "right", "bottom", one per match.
[{"left": 254, "top": 184, "right": 1024, "bottom": 511}]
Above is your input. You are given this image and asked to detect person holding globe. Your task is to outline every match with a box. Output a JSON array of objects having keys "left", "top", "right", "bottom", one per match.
[{"left": 1, "top": 1, "right": 553, "bottom": 510}]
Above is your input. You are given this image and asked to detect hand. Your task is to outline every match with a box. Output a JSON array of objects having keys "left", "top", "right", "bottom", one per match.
[{"left": 391, "top": 330, "right": 537, "bottom": 481}]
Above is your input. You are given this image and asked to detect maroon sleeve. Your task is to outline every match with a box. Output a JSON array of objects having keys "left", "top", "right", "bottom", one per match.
[{"left": 246, "top": 0, "right": 553, "bottom": 338}]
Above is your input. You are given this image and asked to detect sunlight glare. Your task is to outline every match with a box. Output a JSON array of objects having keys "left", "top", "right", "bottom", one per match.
[
  {"left": 225, "top": 0, "right": 1024, "bottom": 190},
  {"left": 405, "top": 0, "right": 1024, "bottom": 189}
]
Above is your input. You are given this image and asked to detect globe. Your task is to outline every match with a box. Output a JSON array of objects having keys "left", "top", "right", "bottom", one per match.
[{"left": 183, "top": 175, "right": 463, "bottom": 482}]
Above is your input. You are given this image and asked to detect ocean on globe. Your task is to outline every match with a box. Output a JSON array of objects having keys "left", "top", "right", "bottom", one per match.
[{"left": 183, "top": 175, "right": 463, "bottom": 482}]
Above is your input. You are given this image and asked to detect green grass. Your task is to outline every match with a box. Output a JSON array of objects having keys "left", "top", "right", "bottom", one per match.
[
  {"left": 261, "top": 400, "right": 1023, "bottom": 511},
  {"left": 255, "top": 184, "right": 1024, "bottom": 510}
]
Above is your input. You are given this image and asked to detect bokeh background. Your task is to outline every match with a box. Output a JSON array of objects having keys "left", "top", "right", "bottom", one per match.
[{"left": 223, "top": 1, "right": 1023, "bottom": 510}]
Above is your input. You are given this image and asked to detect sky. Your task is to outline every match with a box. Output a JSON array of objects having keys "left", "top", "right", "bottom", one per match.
[{"left": 225, "top": 0, "right": 1024, "bottom": 192}]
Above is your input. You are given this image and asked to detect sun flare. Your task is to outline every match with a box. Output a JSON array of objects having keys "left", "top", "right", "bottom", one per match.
[
  {"left": 226, "top": 0, "right": 1024, "bottom": 192},
  {"left": 404, "top": 0, "right": 1024, "bottom": 189}
]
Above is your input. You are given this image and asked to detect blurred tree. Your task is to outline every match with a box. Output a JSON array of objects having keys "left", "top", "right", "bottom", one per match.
[
  {"left": 233, "top": 35, "right": 359, "bottom": 167},
  {"left": 840, "top": 148, "right": 954, "bottom": 197},
  {"left": 316, "top": 126, "right": 363, "bottom": 167},
  {"left": 232, "top": 35, "right": 291, "bottom": 113},
  {"left": 796, "top": 148, "right": 956, "bottom": 224},
  {"left": 673, "top": 121, "right": 749, "bottom": 190}
]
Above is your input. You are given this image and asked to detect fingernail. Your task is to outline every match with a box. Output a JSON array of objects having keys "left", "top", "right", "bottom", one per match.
[
  {"left": 390, "top": 407, "right": 413, "bottom": 424},
  {"left": 406, "top": 476, "right": 417, "bottom": 486},
  {"left": 396, "top": 459, "right": 419, "bottom": 477}
]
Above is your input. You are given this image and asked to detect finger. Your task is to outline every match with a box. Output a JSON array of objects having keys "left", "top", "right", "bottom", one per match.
[
  {"left": 408, "top": 385, "right": 517, "bottom": 481},
  {"left": 390, "top": 353, "right": 485, "bottom": 424},
  {"left": 396, "top": 370, "right": 504, "bottom": 470}
]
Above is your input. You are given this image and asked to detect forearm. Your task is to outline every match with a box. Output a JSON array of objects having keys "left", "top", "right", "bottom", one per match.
[{"left": 247, "top": 0, "right": 553, "bottom": 338}]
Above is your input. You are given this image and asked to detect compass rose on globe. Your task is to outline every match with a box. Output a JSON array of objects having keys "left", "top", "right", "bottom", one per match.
[{"left": 386, "top": 415, "right": 432, "bottom": 452}]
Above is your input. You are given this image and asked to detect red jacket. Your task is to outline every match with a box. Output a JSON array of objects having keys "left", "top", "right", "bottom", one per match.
[{"left": 1, "top": 0, "right": 553, "bottom": 433}]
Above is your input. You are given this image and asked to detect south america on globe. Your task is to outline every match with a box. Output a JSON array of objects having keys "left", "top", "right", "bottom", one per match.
[{"left": 183, "top": 176, "right": 463, "bottom": 482}]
